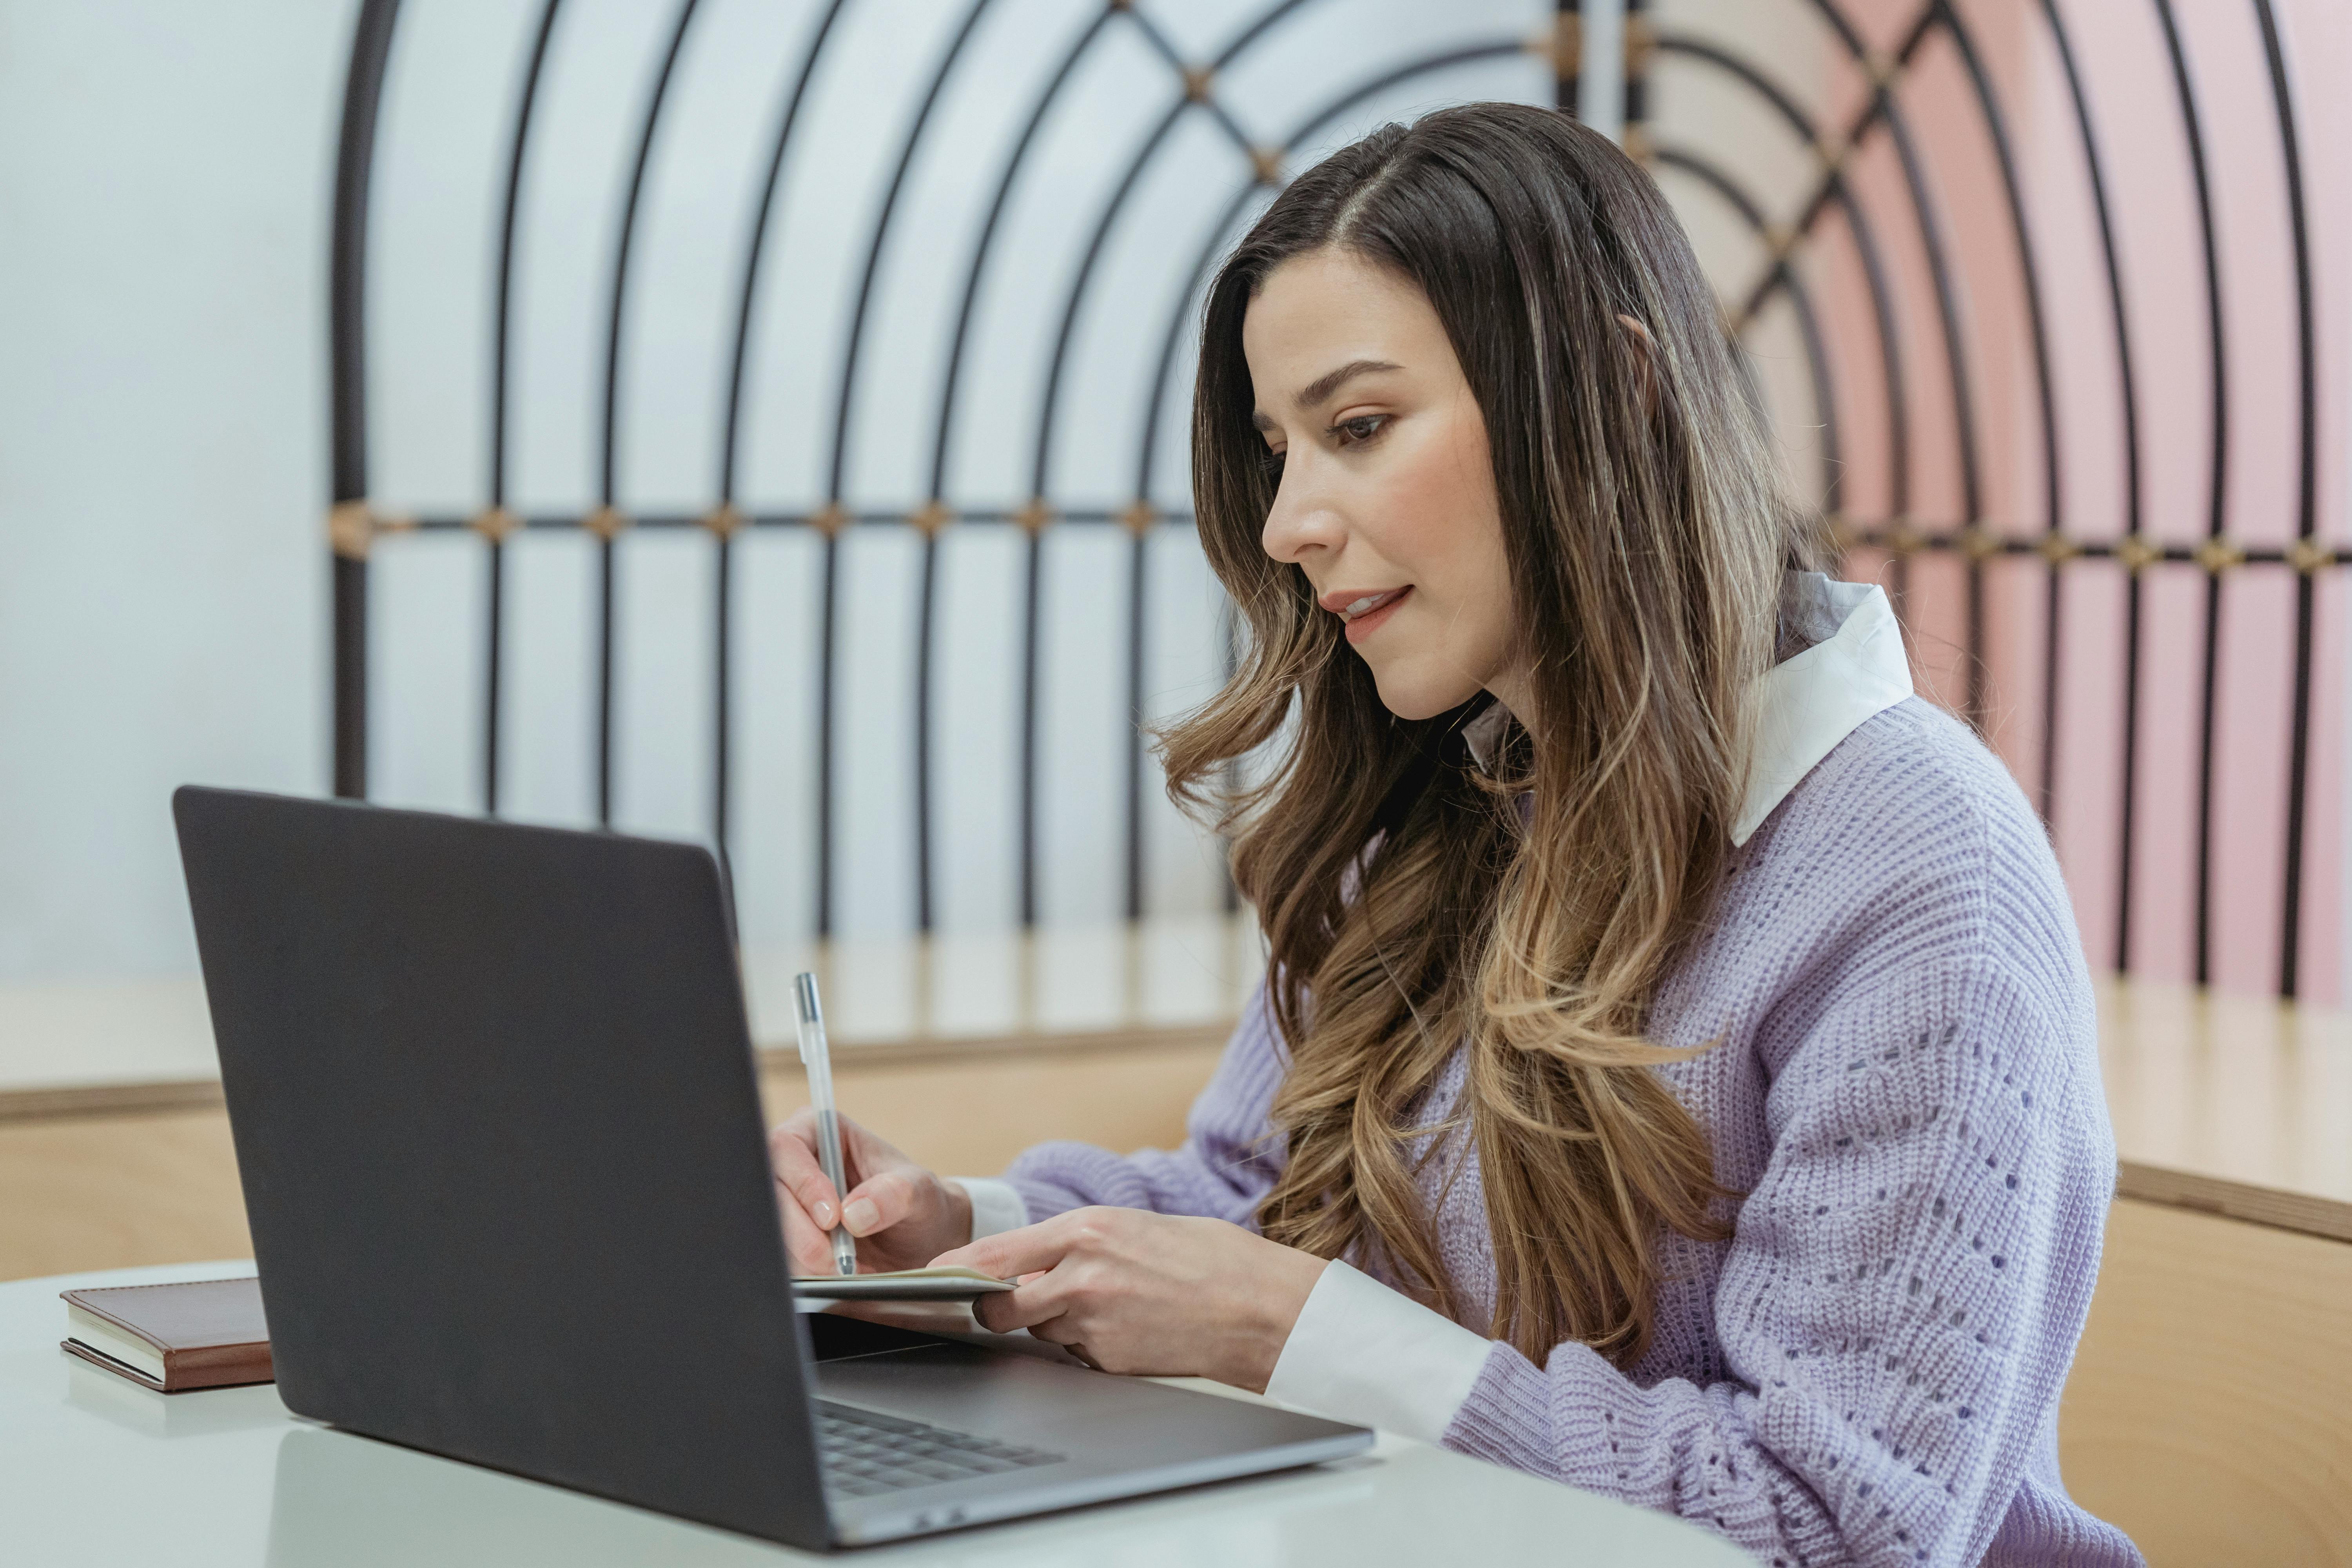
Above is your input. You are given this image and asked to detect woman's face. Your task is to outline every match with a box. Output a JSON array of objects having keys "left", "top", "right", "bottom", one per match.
[{"left": 1243, "top": 246, "right": 1521, "bottom": 723}]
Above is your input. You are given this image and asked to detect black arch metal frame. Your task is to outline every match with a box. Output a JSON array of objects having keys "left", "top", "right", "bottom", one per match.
[{"left": 328, "top": 0, "right": 2341, "bottom": 996}]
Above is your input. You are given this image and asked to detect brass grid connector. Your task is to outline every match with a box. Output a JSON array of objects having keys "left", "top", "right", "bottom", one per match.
[
  {"left": 581, "top": 505, "right": 630, "bottom": 542},
  {"left": 1622, "top": 12, "right": 1657, "bottom": 75},
  {"left": 327, "top": 501, "right": 416, "bottom": 558},
  {"left": 1526, "top": 14, "right": 1581, "bottom": 80},
  {"left": 470, "top": 505, "right": 522, "bottom": 544},
  {"left": 2286, "top": 537, "right": 2336, "bottom": 575},
  {"left": 907, "top": 499, "right": 954, "bottom": 539},
  {"left": 328, "top": 500, "right": 374, "bottom": 560},
  {"left": 2191, "top": 537, "right": 2247, "bottom": 574}
]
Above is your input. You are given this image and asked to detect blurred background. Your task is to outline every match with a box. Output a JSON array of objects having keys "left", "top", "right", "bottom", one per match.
[
  {"left": 2, "top": 3, "right": 2348, "bottom": 1552},
  {"left": 2, "top": 0, "right": 2343, "bottom": 1058}
]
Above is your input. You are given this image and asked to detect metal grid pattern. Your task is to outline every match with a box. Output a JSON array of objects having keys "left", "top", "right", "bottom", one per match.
[{"left": 326, "top": 0, "right": 2340, "bottom": 996}]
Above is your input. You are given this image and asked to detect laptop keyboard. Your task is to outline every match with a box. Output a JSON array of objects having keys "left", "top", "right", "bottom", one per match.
[{"left": 815, "top": 1399, "right": 1065, "bottom": 1498}]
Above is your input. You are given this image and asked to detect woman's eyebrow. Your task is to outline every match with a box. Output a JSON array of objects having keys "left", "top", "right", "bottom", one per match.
[
  {"left": 1250, "top": 358, "right": 1404, "bottom": 433},
  {"left": 1294, "top": 358, "right": 1402, "bottom": 410}
]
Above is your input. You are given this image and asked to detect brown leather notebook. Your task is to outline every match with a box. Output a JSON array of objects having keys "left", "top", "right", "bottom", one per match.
[{"left": 60, "top": 1277, "right": 272, "bottom": 1393}]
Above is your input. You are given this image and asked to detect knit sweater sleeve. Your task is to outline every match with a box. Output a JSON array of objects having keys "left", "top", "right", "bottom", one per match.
[
  {"left": 996, "top": 980, "right": 1288, "bottom": 1226},
  {"left": 1444, "top": 950, "right": 2118, "bottom": 1568}
]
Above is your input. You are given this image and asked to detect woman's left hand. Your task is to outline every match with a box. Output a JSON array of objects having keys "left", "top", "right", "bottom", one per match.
[{"left": 927, "top": 1207, "right": 1328, "bottom": 1392}]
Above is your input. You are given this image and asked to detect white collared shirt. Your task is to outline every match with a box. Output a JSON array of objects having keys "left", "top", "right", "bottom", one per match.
[{"left": 963, "top": 571, "right": 1914, "bottom": 1442}]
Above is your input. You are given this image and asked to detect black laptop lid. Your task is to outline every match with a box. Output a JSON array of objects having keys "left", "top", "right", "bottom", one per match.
[{"left": 174, "top": 787, "right": 829, "bottom": 1551}]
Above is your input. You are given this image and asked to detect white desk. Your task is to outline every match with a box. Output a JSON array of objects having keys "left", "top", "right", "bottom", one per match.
[{"left": 3, "top": 1262, "right": 1748, "bottom": 1565}]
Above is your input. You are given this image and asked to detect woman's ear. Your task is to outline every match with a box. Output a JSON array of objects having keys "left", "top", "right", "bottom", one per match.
[{"left": 1616, "top": 312, "right": 1660, "bottom": 417}]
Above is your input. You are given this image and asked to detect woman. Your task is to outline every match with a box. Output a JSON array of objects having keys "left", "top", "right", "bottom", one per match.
[{"left": 772, "top": 104, "right": 2135, "bottom": 1566}]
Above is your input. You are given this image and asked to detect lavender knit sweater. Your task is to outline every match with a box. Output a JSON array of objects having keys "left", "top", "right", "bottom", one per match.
[{"left": 1003, "top": 698, "right": 2139, "bottom": 1566}]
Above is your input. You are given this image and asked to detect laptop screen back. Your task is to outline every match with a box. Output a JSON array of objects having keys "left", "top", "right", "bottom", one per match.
[{"left": 174, "top": 787, "right": 829, "bottom": 1550}]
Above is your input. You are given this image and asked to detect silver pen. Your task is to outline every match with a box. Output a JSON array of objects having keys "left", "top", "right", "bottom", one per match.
[{"left": 792, "top": 972, "right": 860, "bottom": 1278}]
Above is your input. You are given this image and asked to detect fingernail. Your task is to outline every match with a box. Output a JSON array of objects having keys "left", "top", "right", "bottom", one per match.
[
  {"left": 812, "top": 1200, "right": 835, "bottom": 1227},
  {"left": 842, "top": 1199, "right": 879, "bottom": 1234}
]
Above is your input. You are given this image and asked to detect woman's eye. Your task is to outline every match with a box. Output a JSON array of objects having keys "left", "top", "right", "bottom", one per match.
[
  {"left": 1259, "top": 448, "right": 1286, "bottom": 479},
  {"left": 1332, "top": 415, "right": 1387, "bottom": 446}
]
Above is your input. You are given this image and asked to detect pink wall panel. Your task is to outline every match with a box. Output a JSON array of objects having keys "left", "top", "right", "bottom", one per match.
[{"left": 1717, "top": 0, "right": 2347, "bottom": 1000}]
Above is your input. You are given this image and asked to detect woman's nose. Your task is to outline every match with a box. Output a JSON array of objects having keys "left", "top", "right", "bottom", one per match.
[{"left": 1260, "top": 461, "right": 1346, "bottom": 563}]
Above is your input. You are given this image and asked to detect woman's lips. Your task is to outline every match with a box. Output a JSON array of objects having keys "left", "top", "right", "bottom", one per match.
[{"left": 1339, "top": 586, "right": 1410, "bottom": 645}]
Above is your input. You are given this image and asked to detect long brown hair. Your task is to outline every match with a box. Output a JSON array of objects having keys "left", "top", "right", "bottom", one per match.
[{"left": 1162, "top": 104, "right": 1827, "bottom": 1366}]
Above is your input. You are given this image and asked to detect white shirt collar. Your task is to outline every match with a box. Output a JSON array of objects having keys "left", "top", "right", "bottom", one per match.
[
  {"left": 1734, "top": 572, "right": 1912, "bottom": 843},
  {"left": 1458, "top": 572, "right": 1913, "bottom": 845},
  {"left": 1459, "top": 697, "right": 1513, "bottom": 772}
]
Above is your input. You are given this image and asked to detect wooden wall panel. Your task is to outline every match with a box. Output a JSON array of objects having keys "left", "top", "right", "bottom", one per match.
[
  {"left": 0, "top": 1038, "right": 1227, "bottom": 1283},
  {"left": 2059, "top": 1198, "right": 2352, "bottom": 1565},
  {"left": 759, "top": 1040, "right": 1223, "bottom": 1177},
  {"left": 0, "top": 1109, "right": 253, "bottom": 1281}
]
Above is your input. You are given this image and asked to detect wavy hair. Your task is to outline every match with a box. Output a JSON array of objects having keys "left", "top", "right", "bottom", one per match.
[{"left": 1161, "top": 104, "right": 1827, "bottom": 1366}]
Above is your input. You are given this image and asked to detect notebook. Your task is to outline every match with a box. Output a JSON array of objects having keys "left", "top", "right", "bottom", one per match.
[
  {"left": 60, "top": 1277, "right": 273, "bottom": 1393},
  {"left": 790, "top": 1265, "right": 1014, "bottom": 1301},
  {"left": 57, "top": 1269, "right": 997, "bottom": 1394}
]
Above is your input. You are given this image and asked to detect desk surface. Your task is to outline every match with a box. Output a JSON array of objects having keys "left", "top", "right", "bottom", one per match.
[
  {"left": 2095, "top": 977, "right": 2352, "bottom": 1241},
  {"left": 3, "top": 1262, "right": 1744, "bottom": 1566}
]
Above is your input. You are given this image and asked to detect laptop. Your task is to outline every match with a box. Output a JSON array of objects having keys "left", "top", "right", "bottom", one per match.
[{"left": 172, "top": 786, "right": 1371, "bottom": 1551}]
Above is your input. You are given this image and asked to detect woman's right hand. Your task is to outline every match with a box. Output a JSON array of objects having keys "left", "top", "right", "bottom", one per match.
[{"left": 767, "top": 1109, "right": 974, "bottom": 1276}]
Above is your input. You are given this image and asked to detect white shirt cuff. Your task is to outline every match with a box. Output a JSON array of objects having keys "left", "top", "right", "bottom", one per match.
[
  {"left": 953, "top": 1177, "right": 1029, "bottom": 1242},
  {"left": 1263, "top": 1259, "right": 1495, "bottom": 1445}
]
